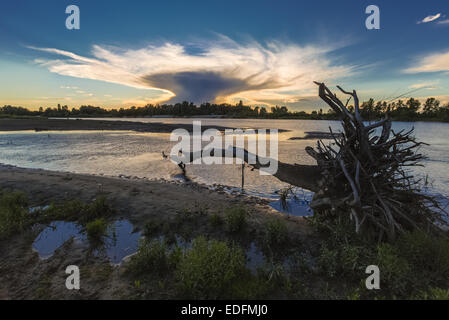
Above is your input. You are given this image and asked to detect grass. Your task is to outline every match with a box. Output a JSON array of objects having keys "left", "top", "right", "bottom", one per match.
[
  {"left": 127, "top": 238, "right": 180, "bottom": 277},
  {"left": 304, "top": 216, "right": 449, "bottom": 299},
  {"left": 40, "top": 196, "right": 114, "bottom": 224},
  {"left": 3, "top": 187, "right": 449, "bottom": 300},
  {"left": 209, "top": 212, "right": 222, "bottom": 228},
  {"left": 264, "top": 218, "right": 288, "bottom": 247},
  {"left": 0, "top": 190, "right": 30, "bottom": 239},
  {"left": 175, "top": 237, "right": 246, "bottom": 299},
  {"left": 224, "top": 206, "right": 247, "bottom": 233},
  {"left": 86, "top": 218, "right": 109, "bottom": 242},
  {"left": 126, "top": 236, "right": 273, "bottom": 299}
]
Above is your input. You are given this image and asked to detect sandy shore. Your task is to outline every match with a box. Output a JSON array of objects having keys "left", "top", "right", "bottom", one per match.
[
  {"left": 0, "top": 164, "right": 311, "bottom": 299},
  {"left": 0, "top": 118, "right": 232, "bottom": 133}
]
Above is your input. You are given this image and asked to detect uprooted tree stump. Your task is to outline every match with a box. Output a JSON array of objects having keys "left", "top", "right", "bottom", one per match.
[
  {"left": 297, "top": 82, "right": 447, "bottom": 240},
  {"left": 234, "top": 82, "right": 447, "bottom": 241}
]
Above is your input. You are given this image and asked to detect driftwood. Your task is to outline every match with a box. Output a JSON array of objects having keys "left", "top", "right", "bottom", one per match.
[{"left": 286, "top": 82, "right": 446, "bottom": 239}]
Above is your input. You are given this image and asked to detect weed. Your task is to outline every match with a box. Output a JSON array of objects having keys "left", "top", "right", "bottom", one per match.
[
  {"left": 0, "top": 190, "right": 30, "bottom": 239},
  {"left": 224, "top": 206, "right": 247, "bottom": 233},
  {"left": 175, "top": 237, "right": 246, "bottom": 299},
  {"left": 86, "top": 218, "right": 109, "bottom": 242},
  {"left": 209, "top": 212, "right": 222, "bottom": 228},
  {"left": 264, "top": 218, "right": 288, "bottom": 247}
]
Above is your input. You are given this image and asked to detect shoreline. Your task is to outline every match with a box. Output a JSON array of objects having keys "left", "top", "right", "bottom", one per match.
[
  {"left": 0, "top": 164, "right": 311, "bottom": 299},
  {"left": 0, "top": 118, "right": 236, "bottom": 133}
]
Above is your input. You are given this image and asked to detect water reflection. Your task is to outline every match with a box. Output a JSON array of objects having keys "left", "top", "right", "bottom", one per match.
[
  {"left": 32, "top": 220, "right": 142, "bottom": 264},
  {"left": 1, "top": 119, "right": 448, "bottom": 200}
]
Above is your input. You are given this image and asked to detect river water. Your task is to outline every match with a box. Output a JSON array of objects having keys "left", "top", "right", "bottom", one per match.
[{"left": 0, "top": 118, "right": 448, "bottom": 203}]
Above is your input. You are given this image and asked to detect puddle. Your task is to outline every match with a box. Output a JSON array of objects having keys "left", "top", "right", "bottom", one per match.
[
  {"left": 32, "top": 219, "right": 142, "bottom": 264},
  {"left": 101, "top": 220, "right": 142, "bottom": 264},
  {"left": 246, "top": 242, "right": 267, "bottom": 271},
  {"left": 32, "top": 221, "right": 86, "bottom": 259},
  {"left": 270, "top": 197, "right": 313, "bottom": 216}
]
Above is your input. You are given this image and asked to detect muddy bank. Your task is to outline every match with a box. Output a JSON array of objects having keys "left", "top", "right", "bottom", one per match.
[
  {"left": 0, "top": 118, "right": 290, "bottom": 133},
  {"left": 0, "top": 165, "right": 312, "bottom": 300},
  {"left": 288, "top": 131, "right": 342, "bottom": 140},
  {"left": 0, "top": 118, "right": 233, "bottom": 133}
]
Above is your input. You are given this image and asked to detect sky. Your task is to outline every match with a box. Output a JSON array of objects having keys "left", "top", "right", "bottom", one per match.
[{"left": 0, "top": 0, "right": 448, "bottom": 111}]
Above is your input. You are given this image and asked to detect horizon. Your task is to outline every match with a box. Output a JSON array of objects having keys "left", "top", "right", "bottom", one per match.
[{"left": 1, "top": 1, "right": 449, "bottom": 111}]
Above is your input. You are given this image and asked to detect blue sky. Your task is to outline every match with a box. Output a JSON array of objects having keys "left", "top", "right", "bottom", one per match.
[{"left": 0, "top": 0, "right": 448, "bottom": 111}]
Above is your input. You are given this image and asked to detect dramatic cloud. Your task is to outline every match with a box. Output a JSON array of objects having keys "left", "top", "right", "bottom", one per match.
[
  {"left": 30, "top": 36, "right": 355, "bottom": 105},
  {"left": 417, "top": 13, "right": 441, "bottom": 24},
  {"left": 404, "top": 50, "right": 449, "bottom": 73}
]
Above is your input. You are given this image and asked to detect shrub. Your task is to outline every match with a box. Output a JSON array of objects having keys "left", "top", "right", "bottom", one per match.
[
  {"left": 264, "top": 218, "right": 288, "bottom": 247},
  {"left": 85, "top": 196, "right": 114, "bottom": 222},
  {"left": 144, "top": 220, "right": 162, "bottom": 237},
  {"left": 209, "top": 212, "right": 222, "bottom": 228},
  {"left": 43, "top": 200, "right": 86, "bottom": 221},
  {"left": 376, "top": 243, "right": 410, "bottom": 295},
  {"left": 397, "top": 231, "right": 449, "bottom": 285},
  {"left": 42, "top": 196, "right": 113, "bottom": 224},
  {"left": 127, "top": 239, "right": 178, "bottom": 277},
  {"left": 225, "top": 207, "right": 247, "bottom": 233},
  {"left": 417, "top": 287, "right": 449, "bottom": 300},
  {"left": 175, "top": 237, "right": 246, "bottom": 299},
  {"left": 0, "top": 190, "right": 29, "bottom": 239},
  {"left": 86, "top": 218, "right": 108, "bottom": 242}
]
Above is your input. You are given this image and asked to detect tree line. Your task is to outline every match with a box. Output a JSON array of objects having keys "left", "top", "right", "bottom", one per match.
[{"left": 1, "top": 97, "right": 449, "bottom": 121}]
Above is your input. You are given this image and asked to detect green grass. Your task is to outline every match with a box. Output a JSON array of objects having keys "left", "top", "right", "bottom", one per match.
[
  {"left": 0, "top": 190, "right": 30, "bottom": 239},
  {"left": 209, "top": 212, "right": 222, "bottom": 228},
  {"left": 40, "top": 196, "right": 114, "bottom": 224},
  {"left": 86, "top": 218, "right": 109, "bottom": 242},
  {"left": 224, "top": 206, "right": 247, "bottom": 233},
  {"left": 126, "top": 236, "right": 272, "bottom": 299},
  {"left": 127, "top": 238, "right": 180, "bottom": 277},
  {"left": 264, "top": 218, "right": 288, "bottom": 247},
  {"left": 175, "top": 237, "right": 246, "bottom": 299}
]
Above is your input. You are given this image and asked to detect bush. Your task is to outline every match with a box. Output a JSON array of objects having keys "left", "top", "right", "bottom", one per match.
[
  {"left": 397, "top": 231, "right": 449, "bottom": 285},
  {"left": 225, "top": 207, "right": 247, "bottom": 233},
  {"left": 376, "top": 243, "right": 410, "bottom": 295},
  {"left": 127, "top": 239, "right": 179, "bottom": 277},
  {"left": 209, "top": 212, "right": 222, "bottom": 228},
  {"left": 86, "top": 218, "right": 108, "bottom": 242},
  {"left": 144, "top": 220, "right": 162, "bottom": 237},
  {"left": 0, "top": 190, "right": 29, "bottom": 239},
  {"left": 42, "top": 196, "right": 113, "bottom": 224},
  {"left": 417, "top": 287, "right": 449, "bottom": 300},
  {"left": 43, "top": 200, "right": 86, "bottom": 221},
  {"left": 175, "top": 237, "right": 246, "bottom": 299},
  {"left": 264, "top": 218, "right": 288, "bottom": 247},
  {"left": 85, "top": 196, "right": 114, "bottom": 222}
]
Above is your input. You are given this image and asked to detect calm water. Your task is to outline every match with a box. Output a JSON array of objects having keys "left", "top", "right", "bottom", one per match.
[
  {"left": 1, "top": 119, "right": 448, "bottom": 201},
  {"left": 32, "top": 220, "right": 141, "bottom": 264}
]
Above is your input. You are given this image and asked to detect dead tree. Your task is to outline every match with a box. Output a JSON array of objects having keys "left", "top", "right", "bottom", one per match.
[{"left": 300, "top": 82, "right": 446, "bottom": 240}]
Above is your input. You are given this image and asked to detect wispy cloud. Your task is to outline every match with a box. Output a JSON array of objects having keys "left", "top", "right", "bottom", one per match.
[
  {"left": 437, "top": 19, "right": 449, "bottom": 25},
  {"left": 404, "top": 50, "right": 449, "bottom": 73},
  {"left": 409, "top": 81, "right": 440, "bottom": 90},
  {"left": 29, "top": 36, "right": 355, "bottom": 105},
  {"left": 417, "top": 13, "right": 441, "bottom": 24}
]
